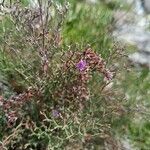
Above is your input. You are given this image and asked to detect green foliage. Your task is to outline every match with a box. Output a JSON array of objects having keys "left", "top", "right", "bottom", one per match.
[
  {"left": 0, "top": 0, "right": 149, "bottom": 149},
  {"left": 119, "top": 61, "right": 150, "bottom": 149},
  {"left": 63, "top": 3, "right": 113, "bottom": 58},
  {"left": 128, "top": 121, "right": 150, "bottom": 150}
]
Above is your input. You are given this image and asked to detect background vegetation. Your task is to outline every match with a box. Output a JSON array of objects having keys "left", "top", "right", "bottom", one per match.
[{"left": 0, "top": 0, "right": 149, "bottom": 149}]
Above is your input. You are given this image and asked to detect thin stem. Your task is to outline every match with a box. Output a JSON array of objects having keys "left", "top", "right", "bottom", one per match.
[{"left": 38, "top": 0, "right": 45, "bottom": 51}]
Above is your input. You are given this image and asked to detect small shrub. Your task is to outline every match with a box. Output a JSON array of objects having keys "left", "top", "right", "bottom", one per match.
[{"left": 0, "top": 0, "right": 129, "bottom": 149}]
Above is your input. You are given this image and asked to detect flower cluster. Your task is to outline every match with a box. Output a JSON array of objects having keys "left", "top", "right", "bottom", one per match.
[
  {"left": 76, "top": 59, "right": 87, "bottom": 71},
  {"left": 82, "top": 48, "right": 113, "bottom": 80},
  {"left": 52, "top": 48, "right": 113, "bottom": 110},
  {"left": 0, "top": 89, "right": 34, "bottom": 126},
  {"left": 0, "top": 48, "right": 113, "bottom": 125}
]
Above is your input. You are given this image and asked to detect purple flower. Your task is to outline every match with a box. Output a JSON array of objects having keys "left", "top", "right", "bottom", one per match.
[
  {"left": 52, "top": 109, "right": 60, "bottom": 118},
  {"left": 76, "top": 60, "right": 87, "bottom": 71}
]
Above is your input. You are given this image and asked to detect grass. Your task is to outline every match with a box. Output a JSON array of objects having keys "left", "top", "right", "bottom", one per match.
[{"left": 122, "top": 66, "right": 150, "bottom": 150}]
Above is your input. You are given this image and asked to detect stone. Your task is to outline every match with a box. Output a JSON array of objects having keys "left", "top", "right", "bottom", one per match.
[
  {"left": 113, "top": 0, "right": 150, "bottom": 68},
  {"left": 129, "top": 52, "right": 150, "bottom": 68},
  {"left": 114, "top": 25, "right": 150, "bottom": 49},
  {"left": 141, "top": 0, "right": 150, "bottom": 14},
  {"left": 86, "top": 0, "right": 98, "bottom": 4}
]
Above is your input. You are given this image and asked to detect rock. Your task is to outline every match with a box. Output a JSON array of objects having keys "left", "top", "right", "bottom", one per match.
[
  {"left": 113, "top": 0, "right": 150, "bottom": 68},
  {"left": 114, "top": 25, "right": 150, "bottom": 48},
  {"left": 121, "top": 137, "right": 136, "bottom": 150},
  {"left": 129, "top": 51, "right": 150, "bottom": 68},
  {"left": 114, "top": 25, "right": 150, "bottom": 68},
  {"left": 86, "top": 0, "right": 98, "bottom": 4},
  {"left": 29, "top": 0, "right": 38, "bottom": 8},
  {"left": 113, "top": 11, "right": 135, "bottom": 27},
  {"left": 141, "top": 0, "right": 150, "bottom": 14}
]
